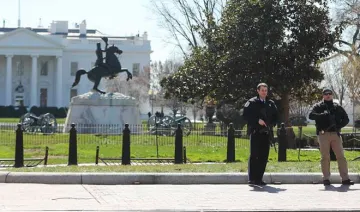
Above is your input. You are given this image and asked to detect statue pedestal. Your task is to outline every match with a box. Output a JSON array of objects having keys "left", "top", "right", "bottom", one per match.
[
  {"left": 63, "top": 91, "right": 141, "bottom": 134},
  {"left": 203, "top": 122, "right": 216, "bottom": 135}
]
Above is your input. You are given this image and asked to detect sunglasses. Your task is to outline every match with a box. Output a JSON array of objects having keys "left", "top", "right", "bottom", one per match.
[{"left": 323, "top": 93, "right": 332, "bottom": 96}]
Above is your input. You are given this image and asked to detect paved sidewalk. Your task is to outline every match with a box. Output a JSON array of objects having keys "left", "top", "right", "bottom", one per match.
[{"left": 0, "top": 183, "right": 359, "bottom": 211}]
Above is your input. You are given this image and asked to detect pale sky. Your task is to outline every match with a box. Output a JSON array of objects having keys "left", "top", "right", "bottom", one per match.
[{"left": 0, "top": 0, "right": 182, "bottom": 62}]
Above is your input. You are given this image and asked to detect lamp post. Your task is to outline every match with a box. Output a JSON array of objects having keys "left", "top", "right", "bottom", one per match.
[{"left": 148, "top": 89, "right": 158, "bottom": 115}]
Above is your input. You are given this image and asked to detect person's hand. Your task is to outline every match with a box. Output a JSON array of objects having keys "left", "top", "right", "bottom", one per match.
[
  {"left": 322, "top": 110, "right": 330, "bottom": 116},
  {"left": 258, "top": 119, "right": 267, "bottom": 126}
]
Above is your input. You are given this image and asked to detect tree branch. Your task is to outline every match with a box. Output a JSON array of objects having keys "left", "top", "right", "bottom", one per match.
[{"left": 336, "top": 39, "right": 353, "bottom": 47}]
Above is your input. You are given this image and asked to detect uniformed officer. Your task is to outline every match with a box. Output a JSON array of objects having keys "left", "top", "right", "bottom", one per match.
[
  {"left": 243, "top": 83, "right": 278, "bottom": 186},
  {"left": 309, "top": 88, "right": 354, "bottom": 186}
]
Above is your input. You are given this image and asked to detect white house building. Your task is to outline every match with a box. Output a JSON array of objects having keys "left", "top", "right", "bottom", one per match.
[{"left": 0, "top": 20, "right": 152, "bottom": 112}]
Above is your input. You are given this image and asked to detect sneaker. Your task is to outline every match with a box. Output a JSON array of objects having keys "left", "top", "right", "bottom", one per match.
[
  {"left": 342, "top": 179, "right": 355, "bottom": 185},
  {"left": 255, "top": 181, "right": 267, "bottom": 186},
  {"left": 323, "top": 179, "right": 331, "bottom": 186}
]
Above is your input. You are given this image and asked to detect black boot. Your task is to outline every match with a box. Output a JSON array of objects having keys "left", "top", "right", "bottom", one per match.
[{"left": 248, "top": 180, "right": 255, "bottom": 185}]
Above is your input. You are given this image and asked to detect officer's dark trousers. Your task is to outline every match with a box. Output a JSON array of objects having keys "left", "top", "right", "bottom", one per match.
[{"left": 248, "top": 132, "right": 270, "bottom": 182}]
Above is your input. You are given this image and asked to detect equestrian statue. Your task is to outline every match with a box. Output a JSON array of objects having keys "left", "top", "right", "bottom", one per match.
[{"left": 71, "top": 37, "right": 132, "bottom": 94}]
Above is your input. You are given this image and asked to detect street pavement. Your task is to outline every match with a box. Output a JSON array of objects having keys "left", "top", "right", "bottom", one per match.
[{"left": 0, "top": 183, "right": 359, "bottom": 211}]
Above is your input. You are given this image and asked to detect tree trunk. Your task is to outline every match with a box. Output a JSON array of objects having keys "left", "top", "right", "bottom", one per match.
[
  {"left": 339, "top": 86, "right": 345, "bottom": 106},
  {"left": 280, "top": 92, "right": 290, "bottom": 127},
  {"left": 280, "top": 92, "right": 297, "bottom": 149}
]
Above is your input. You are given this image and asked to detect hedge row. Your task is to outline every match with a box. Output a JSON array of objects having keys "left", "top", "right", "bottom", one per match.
[{"left": 0, "top": 106, "right": 68, "bottom": 118}]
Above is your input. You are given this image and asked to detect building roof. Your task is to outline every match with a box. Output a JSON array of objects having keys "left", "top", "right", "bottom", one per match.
[{"left": 0, "top": 27, "right": 141, "bottom": 40}]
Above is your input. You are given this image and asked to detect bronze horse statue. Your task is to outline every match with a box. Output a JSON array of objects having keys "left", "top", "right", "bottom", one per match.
[{"left": 71, "top": 45, "right": 132, "bottom": 94}]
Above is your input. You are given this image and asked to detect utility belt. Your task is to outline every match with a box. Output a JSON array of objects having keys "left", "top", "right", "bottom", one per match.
[
  {"left": 251, "top": 126, "right": 275, "bottom": 147},
  {"left": 252, "top": 126, "right": 271, "bottom": 135}
]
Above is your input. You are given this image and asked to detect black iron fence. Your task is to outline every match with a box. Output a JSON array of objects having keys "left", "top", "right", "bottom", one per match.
[
  {"left": 1, "top": 122, "right": 293, "bottom": 167},
  {"left": 1, "top": 121, "right": 360, "bottom": 167},
  {"left": 1, "top": 122, "right": 359, "bottom": 148},
  {"left": 0, "top": 122, "right": 251, "bottom": 147}
]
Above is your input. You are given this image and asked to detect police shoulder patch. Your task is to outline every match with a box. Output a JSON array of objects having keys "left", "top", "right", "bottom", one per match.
[{"left": 244, "top": 101, "right": 250, "bottom": 107}]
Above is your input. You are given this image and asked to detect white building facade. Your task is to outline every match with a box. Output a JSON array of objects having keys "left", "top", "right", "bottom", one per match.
[{"left": 0, "top": 20, "right": 152, "bottom": 110}]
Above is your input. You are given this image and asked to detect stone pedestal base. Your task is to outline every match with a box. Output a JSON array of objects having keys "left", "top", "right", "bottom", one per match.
[
  {"left": 203, "top": 123, "right": 216, "bottom": 135},
  {"left": 63, "top": 91, "right": 141, "bottom": 134}
]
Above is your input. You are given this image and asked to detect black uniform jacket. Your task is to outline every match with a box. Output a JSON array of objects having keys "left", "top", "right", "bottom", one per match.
[
  {"left": 243, "top": 96, "right": 278, "bottom": 134},
  {"left": 308, "top": 100, "right": 349, "bottom": 134}
]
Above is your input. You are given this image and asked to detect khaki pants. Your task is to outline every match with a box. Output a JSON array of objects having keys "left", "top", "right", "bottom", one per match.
[{"left": 317, "top": 132, "right": 349, "bottom": 180}]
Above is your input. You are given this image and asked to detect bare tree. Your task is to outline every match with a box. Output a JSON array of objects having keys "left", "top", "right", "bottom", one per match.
[
  {"left": 321, "top": 58, "right": 348, "bottom": 106},
  {"left": 150, "top": 59, "right": 192, "bottom": 116},
  {"left": 151, "top": 60, "right": 182, "bottom": 92},
  {"left": 289, "top": 101, "right": 312, "bottom": 118},
  {"left": 105, "top": 66, "right": 151, "bottom": 106},
  {"left": 329, "top": 1, "right": 360, "bottom": 62},
  {"left": 163, "top": 96, "right": 189, "bottom": 117},
  {"left": 149, "top": 0, "right": 226, "bottom": 56},
  {"left": 332, "top": 0, "right": 360, "bottom": 25},
  {"left": 342, "top": 58, "right": 360, "bottom": 104},
  {"left": 323, "top": 0, "right": 360, "bottom": 125},
  {"left": 289, "top": 83, "right": 323, "bottom": 119}
]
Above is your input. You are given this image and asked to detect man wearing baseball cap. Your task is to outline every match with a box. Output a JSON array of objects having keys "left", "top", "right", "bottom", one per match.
[{"left": 309, "top": 88, "right": 354, "bottom": 186}]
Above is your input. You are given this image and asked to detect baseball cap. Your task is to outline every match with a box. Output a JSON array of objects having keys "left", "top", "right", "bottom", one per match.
[{"left": 322, "top": 88, "right": 332, "bottom": 94}]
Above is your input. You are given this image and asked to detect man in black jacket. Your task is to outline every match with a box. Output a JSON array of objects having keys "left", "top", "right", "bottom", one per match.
[
  {"left": 243, "top": 83, "right": 278, "bottom": 186},
  {"left": 309, "top": 88, "right": 354, "bottom": 186}
]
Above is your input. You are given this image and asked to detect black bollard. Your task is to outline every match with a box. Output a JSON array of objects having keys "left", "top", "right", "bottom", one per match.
[
  {"left": 68, "top": 123, "right": 78, "bottom": 165},
  {"left": 174, "top": 123, "right": 183, "bottom": 164},
  {"left": 278, "top": 123, "right": 287, "bottom": 162},
  {"left": 122, "top": 123, "right": 131, "bottom": 165},
  {"left": 14, "top": 123, "right": 24, "bottom": 168},
  {"left": 227, "top": 123, "right": 235, "bottom": 162}
]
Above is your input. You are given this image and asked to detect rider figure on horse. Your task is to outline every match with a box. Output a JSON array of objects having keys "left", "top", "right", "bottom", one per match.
[{"left": 95, "top": 37, "right": 117, "bottom": 79}]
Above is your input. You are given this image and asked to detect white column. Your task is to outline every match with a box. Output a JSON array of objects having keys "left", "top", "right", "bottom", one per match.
[
  {"left": 56, "top": 56, "right": 63, "bottom": 107},
  {"left": 5, "top": 55, "right": 13, "bottom": 106},
  {"left": 30, "top": 55, "right": 38, "bottom": 107}
]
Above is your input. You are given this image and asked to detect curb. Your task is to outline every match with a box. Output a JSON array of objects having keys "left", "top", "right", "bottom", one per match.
[{"left": 0, "top": 172, "right": 359, "bottom": 185}]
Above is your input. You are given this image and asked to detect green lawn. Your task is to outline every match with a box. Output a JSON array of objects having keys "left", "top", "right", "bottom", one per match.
[{"left": 5, "top": 161, "right": 360, "bottom": 173}]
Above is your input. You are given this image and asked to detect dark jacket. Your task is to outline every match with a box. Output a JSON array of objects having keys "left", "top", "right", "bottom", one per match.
[
  {"left": 308, "top": 100, "right": 349, "bottom": 134},
  {"left": 243, "top": 96, "right": 278, "bottom": 134}
]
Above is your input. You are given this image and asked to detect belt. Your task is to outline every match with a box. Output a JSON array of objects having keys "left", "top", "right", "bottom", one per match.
[{"left": 319, "top": 130, "right": 338, "bottom": 134}]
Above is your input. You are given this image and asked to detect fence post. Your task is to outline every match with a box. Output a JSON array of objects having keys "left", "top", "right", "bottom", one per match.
[
  {"left": 183, "top": 146, "right": 187, "bottom": 164},
  {"left": 227, "top": 123, "right": 235, "bottom": 162},
  {"left": 278, "top": 123, "right": 287, "bottom": 162},
  {"left": 44, "top": 146, "right": 49, "bottom": 166},
  {"left": 14, "top": 123, "right": 24, "bottom": 168},
  {"left": 95, "top": 146, "right": 100, "bottom": 165},
  {"left": 122, "top": 123, "right": 131, "bottom": 165},
  {"left": 68, "top": 123, "right": 78, "bottom": 165},
  {"left": 174, "top": 123, "right": 183, "bottom": 164}
]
